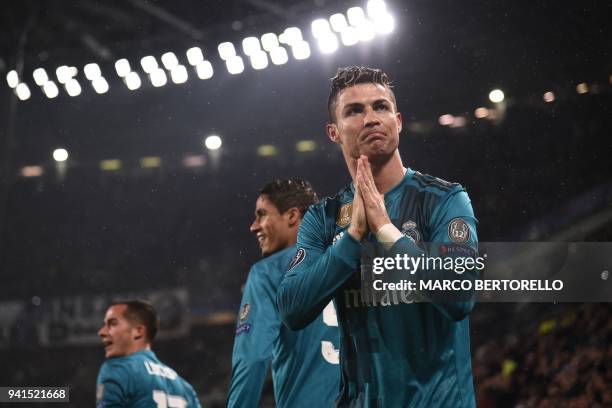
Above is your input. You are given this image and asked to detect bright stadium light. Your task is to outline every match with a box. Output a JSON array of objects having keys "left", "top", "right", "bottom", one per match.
[
  {"left": 576, "top": 83, "right": 588, "bottom": 94},
  {"left": 366, "top": 0, "right": 387, "bottom": 20},
  {"left": 186, "top": 47, "right": 204, "bottom": 66},
  {"left": 43, "top": 81, "right": 59, "bottom": 98},
  {"left": 56, "top": 65, "right": 71, "bottom": 84},
  {"left": 356, "top": 21, "right": 376, "bottom": 41},
  {"left": 161, "top": 52, "right": 179, "bottom": 70},
  {"left": 6, "top": 70, "right": 19, "bottom": 88},
  {"left": 283, "top": 27, "right": 303, "bottom": 45},
  {"left": 242, "top": 37, "right": 261, "bottom": 56},
  {"left": 170, "top": 65, "right": 188, "bottom": 84},
  {"left": 65, "top": 79, "right": 82, "bottom": 97},
  {"left": 261, "top": 33, "right": 279, "bottom": 51},
  {"left": 92, "top": 77, "right": 109, "bottom": 94},
  {"left": 205, "top": 135, "right": 222, "bottom": 150},
  {"left": 438, "top": 114, "right": 454, "bottom": 126},
  {"left": 474, "top": 107, "right": 489, "bottom": 118},
  {"left": 292, "top": 41, "right": 311, "bottom": 60},
  {"left": 340, "top": 27, "right": 359, "bottom": 46},
  {"left": 250, "top": 51, "right": 268, "bottom": 70},
  {"left": 150, "top": 68, "right": 168, "bottom": 87},
  {"left": 312, "top": 19, "right": 332, "bottom": 39},
  {"left": 16, "top": 83, "right": 31, "bottom": 100},
  {"left": 33, "top": 68, "right": 49, "bottom": 85},
  {"left": 270, "top": 47, "right": 289, "bottom": 65},
  {"left": 84, "top": 63, "right": 101, "bottom": 80},
  {"left": 196, "top": 61, "right": 214, "bottom": 79},
  {"left": 226, "top": 56, "right": 245, "bottom": 74},
  {"left": 140, "top": 56, "right": 158, "bottom": 73},
  {"left": 543, "top": 91, "right": 555, "bottom": 103},
  {"left": 115, "top": 59, "right": 131, "bottom": 77},
  {"left": 53, "top": 148, "right": 69, "bottom": 162},
  {"left": 218, "top": 42, "right": 236, "bottom": 60},
  {"left": 347, "top": 7, "right": 366, "bottom": 26},
  {"left": 318, "top": 34, "right": 339, "bottom": 54},
  {"left": 373, "top": 13, "right": 395, "bottom": 34},
  {"left": 489, "top": 89, "right": 505, "bottom": 103},
  {"left": 125, "top": 72, "right": 142, "bottom": 90},
  {"left": 330, "top": 14, "right": 348, "bottom": 32}
]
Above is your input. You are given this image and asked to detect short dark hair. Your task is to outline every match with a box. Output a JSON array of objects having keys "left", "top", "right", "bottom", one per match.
[
  {"left": 327, "top": 66, "right": 396, "bottom": 123},
  {"left": 259, "top": 179, "right": 319, "bottom": 217},
  {"left": 112, "top": 299, "right": 160, "bottom": 342}
]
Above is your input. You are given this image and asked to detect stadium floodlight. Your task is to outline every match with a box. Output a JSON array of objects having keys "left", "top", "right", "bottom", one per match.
[
  {"left": 65, "top": 79, "right": 82, "bottom": 97},
  {"left": 269, "top": 47, "right": 289, "bottom": 65},
  {"left": 186, "top": 47, "right": 204, "bottom": 66},
  {"left": 115, "top": 59, "right": 131, "bottom": 77},
  {"left": 161, "top": 52, "right": 179, "bottom": 70},
  {"left": 226, "top": 56, "right": 245, "bottom": 74},
  {"left": 43, "top": 81, "right": 60, "bottom": 98},
  {"left": 296, "top": 140, "right": 317, "bottom": 152},
  {"left": 450, "top": 116, "right": 467, "bottom": 128},
  {"left": 218, "top": 42, "right": 236, "bottom": 60},
  {"left": 318, "top": 34, "right": 339, "bottom": 54},
  {"left": 292, "top": 41, "right": 311, "bottom": 60},
  {"left": 340, "top": 27, "right": 359, "bottom": 46},
  {"left": 250, "top": 51, "right": 268, "bottom": 70},
  {"left": 489, "top": 89, "right": 505, "bottom": 103},
  {"left": 366, "top": 0, "right": 387, "bottom": 21},
  {"left": 347, "top": 7, "right": 366, "bottom": 26},
  {"left": 283, "top": 27, "right": 303, "bottom": 45},
  {"left": 261, "top": 33, "right": 279, "bottom": 51},
  {"left": 543, "top": 91, "right": 555, "bottom": 103},
  {"left": 474, "top": 107, "right": 489, "bottom": 118},
  {"left": 312, "top": 19, "right": 332, "bottom": 39},
  {"left": 15, "top": 83, "right": 31, "bottom": 100},
  {"left": 140, "top": 56, "right": 158, "bottom": 73},
  {"left": 150, "top": 68, "right": 168, "bottom": 87},
  {"left": 356, "top": 21, "right": 376, "bottom": 42},
  {"left": 84, "top": 63, "right": 102, "bottom": 80},
  {"left": 170, "top": 65, "right": 188, "bottom": 84},
  {"left": 6, "top": 70, "right": 18, "bottom": 88},
  {"left": 33, "top": 68, "right": 49, "bottom": 85},
  {"left": 373, "top": 13, "right": 395, "bottom": 34},
  {"left": 195, "top": 61, "right": 214, "bottom": 79},
  {"left": 204, "top": 135, "right": 222, "bottom": 150},
  {"left": 242, "top": 37, "right": 261, "bottom": 56},
  {"left": 53, "top": 148, "right": 69, "bottom": 162},
  {"left": 438, "top": 114, "right": 454, "bottom": 126},
  {"left": 257, "top": 144, "right": 278, "bottom": 157},
  {"left": 92, "top": 77, "right": 109, "bottom": 94},
  {"left": 68, "top": 66, "right": 78, "bottom": 77},
  {"left": 20, "top": 165, "right": 44, "bottom": 177},
  {"left": 330, "top": 14, "right": 348, "bottom": 32},
  {"left": 576, "top": 83, "right": 588, "bottom": 94},
  {"left": 56, "top": 65, "right": 71, "bottom": 84},
  {"left": 125, "top": 71, "right": 142, "bottom": 90}
]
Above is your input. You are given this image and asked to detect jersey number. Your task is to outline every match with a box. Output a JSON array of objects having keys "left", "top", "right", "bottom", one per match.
[
  {"left": 321, "top": 301, "right": 340, "bottom": 365},
  {"left": 152, "top": 390, "right": 188, "bottom": 408}
]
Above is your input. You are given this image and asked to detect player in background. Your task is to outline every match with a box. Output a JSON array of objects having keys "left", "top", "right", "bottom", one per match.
[
  {"left": 227, "top": 179, "right": 340, "bottom": 408},
  {"left": 96, "top": 300, "right": 200, "bottom": 408},
  {"left": 277, "top": 67, "right": 479, "bottom": 407}
]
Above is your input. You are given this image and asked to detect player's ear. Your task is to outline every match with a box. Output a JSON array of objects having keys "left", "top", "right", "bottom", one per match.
[
  {"left": 326, "top": 123, "right": 341, "bottom": 144},
  {"left": 396, "top": 111, "right": 403, "bottom": 133},
  {"left": 133, "top": 324, "right": 146, "bottom": 341},
  {"left": 285, "top": 207, "right": 300, "bottom": 227}
]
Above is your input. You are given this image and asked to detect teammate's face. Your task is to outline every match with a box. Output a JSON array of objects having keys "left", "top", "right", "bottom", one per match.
[
  {"left": 250, "top": 195, "right": 294, "bottom": 256},
  {"left": 327, "top": 83, "right": 402, "bottom": 163},
  {"left": 98, "top": 304, "right": 143, "bottom": 358}
]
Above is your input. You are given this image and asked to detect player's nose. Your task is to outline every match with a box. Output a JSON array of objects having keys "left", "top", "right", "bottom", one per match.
[
  {"left": 98, "top": 326, "right": 106, "bottom": 337},
  {"left": 364, "top": 107, "right": 381, "bottom": 127},
  {"left": 250, "top": 218, "right": 260, "bottom": 233}
]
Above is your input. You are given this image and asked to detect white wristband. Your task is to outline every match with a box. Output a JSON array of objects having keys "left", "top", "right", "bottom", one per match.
[{"left": 375, "top": 223, "right": 404, "bottom": 248}]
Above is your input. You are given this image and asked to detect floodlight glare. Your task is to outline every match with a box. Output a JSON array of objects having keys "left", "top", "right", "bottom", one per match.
[
  {"left": 242, "top": 37, "right": 261, "bottom": 56},
  {"left": 347, "top": 7, "right": 366, "bottom": 26},
  {"left": 115, "top": 59, "right": 131, "bottom": 77},
  {"left": 196, "top": 61, "right": 214, "bottom": 79},
  {"left": 68, "top": 67, "right": 78, "bottom": 77},
  {"left": 474, "top": 107, "right": 489, "bottom": 118},
  {"left": 170, "top": 65, "right": 188, "bottom": 84},
  {"left": 283, "top": 27, "right": 303, "bottom": 45},
  {"left": 270, "top": 47, "right": 289, "bottom": 65},
  {"left": 161, "top": 52, "right": 179, "bottom": 70},
  {"left": 489, "top": 89, "right": 505, "bottom": 103},
  {"left": 84, "top": 63, "right": 102, "bottom": 80},
  {"left": 250, "top": 51, "right": 268, "bottom": 70},
  {"left": 312, "top": 19, "right": 332, "bottom": 39},
  {"left": 33, "top": 68, "right": 49, "bottom": 85},
  {"left": 340, "top": 27, "right": 359, "bottom": 46},
  {"left": 186, "top": 47, "right": 204, "bottom": 66},
  {"left": 576, "top": 83, "right": 588, "bottom": 94},
  {"left": 53, "top": 148, "right": 69, "bottom": 162},
  {"left": 543, "top": 91, "right": 555, "bottom": 103},
  {"left": 140, "top": 56, "right": 158, "bottom": 73},
  {"left": 150, "top": 68, "right": 168, "bottom": 87},
  {"left": 292, "top": 41, "right": 311, "bottom": 60},
  {"left": 330, "top": 14, "right": 348, "bottom": 32},
  {"left": 56, "top": 65, "right": 71, "bottom": 84},
  {"left": 318, "top": 34, "right": 339, "bottom": 54},
  {"left": 356, "top": 21, "right": 376, "bottom": 42},
  {"left": 226, "top": 56, "right": 245, "bottom": 74},
  {"left": 438, "top": 114, "right": 454, "bottom": 126},
  {"left": 65, "top": 79, "right": 82, "bottom": 97},
  {"left": 367, "top": 0, "right": 387, "bottom": 20},
  {"left": 205, "top": 135, "right": 222, "bottom": 150},
  {"left": 92, "top": 77, "right": 109, "bottom": 94},
  {"left": 125, "top": 72, "right": 142, "bottom": 90},
  {"left": 261, "top": 33, "right": 279, "bottom": 51},
  {"left": 43, "top": 81, "right": 60, "bottom": 98},
  {"left": 218, "top": 42, "right": 236, "bottom": 60},
  {"left": 6, "top": 70, "right": 19, "bottom": 88},
  {"left": 373, "top": 13, "right": 395, "bottom": 34},
  {"left": 16, "top": 83, "right": 31, "bottom": 100}
]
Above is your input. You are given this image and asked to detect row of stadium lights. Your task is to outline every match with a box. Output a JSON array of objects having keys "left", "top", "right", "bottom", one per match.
[{"left": 6, "top": 0, "right": 394, "bottom": 100}]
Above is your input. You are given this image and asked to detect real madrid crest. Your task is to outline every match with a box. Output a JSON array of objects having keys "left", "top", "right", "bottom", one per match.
[
  {"left": 239, "top": 303, "right": 250, "bottom": 323},
  {"left": 401, "top": 220, "right": 421, "bottom": 243},
  {"left": 336, "top": 203, "right": 353, "bottom": 227}
]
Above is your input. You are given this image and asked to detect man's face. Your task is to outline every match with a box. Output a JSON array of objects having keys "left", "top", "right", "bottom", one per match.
[
  {"left": 250, "top": 195, "right": 293, "bottom": 256},
  {"left": 327, "top": 83, "right": 402, "bottom": 163},
  {"left": 98, "top": 304, "right": 141, "bottom": 358}
]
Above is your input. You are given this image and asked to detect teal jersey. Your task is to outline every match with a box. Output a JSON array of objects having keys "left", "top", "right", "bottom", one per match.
[
  {"left": 96, "top": 350, "right": 200, "bottom": 408},
  {"left": 228, "top": 245, "right": 341, "bottom": 408},
  {"left": 277, "top": 170, "right": 478, "bottom": 407}
]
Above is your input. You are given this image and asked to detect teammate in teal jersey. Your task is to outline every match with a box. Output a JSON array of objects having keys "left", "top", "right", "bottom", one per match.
[
  {"left": 277, "top": 67, "right": 478, "bottom": 407},
  {"left": 227, "top": 180, "right": 341, "bottom": 408},
  {"left": 96, "top": 300, "right": 200, "bottom": 408}
]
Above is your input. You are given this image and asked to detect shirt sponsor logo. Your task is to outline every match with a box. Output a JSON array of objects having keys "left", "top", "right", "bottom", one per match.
[
  {"left": 448, "top": 218, "right": 470, "bottom": 243},
  {"left": 288, "top": 248, "right": 306, "bottom": 270},
  {"left": 401, "top": 220, "right": 421, "bottom": 243},
  {"left": 439, "top": 243, "right": 476, "bottom": 257},
  {"left": 332, "top": 231, "right": 345, "bottom": 245},
  {"left": 239, "top": 303, "right": 250, "bottom": 323},
  {"left": 336, "top": 203, "right": 352, "bottom": 227},
  {"left": 342, "top": 287, "right": 418, "bottom": 309},
  {"left": 235, "top": 323, "right": 251, "bottom": 335}
]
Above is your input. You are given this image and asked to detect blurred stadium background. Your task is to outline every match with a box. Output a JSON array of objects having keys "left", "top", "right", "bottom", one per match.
[{"left": 0, "top": 0, "right": 610, "bottom": 406}]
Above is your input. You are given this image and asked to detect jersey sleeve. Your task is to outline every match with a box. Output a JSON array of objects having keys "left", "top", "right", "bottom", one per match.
[
  {"left": 276, "top": 203, "right": 361, "bottom": 330},
  {"left": 96, "top": 361, "right": 130, "bottom": 408},
  {"left": 227, "top": 262, "right": 281, "bottom": 408}
]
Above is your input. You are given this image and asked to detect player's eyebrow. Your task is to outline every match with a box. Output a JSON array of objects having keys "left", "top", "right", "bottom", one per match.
[{"left": 255, "top": 208, "right": 267, "bottom": 216}]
